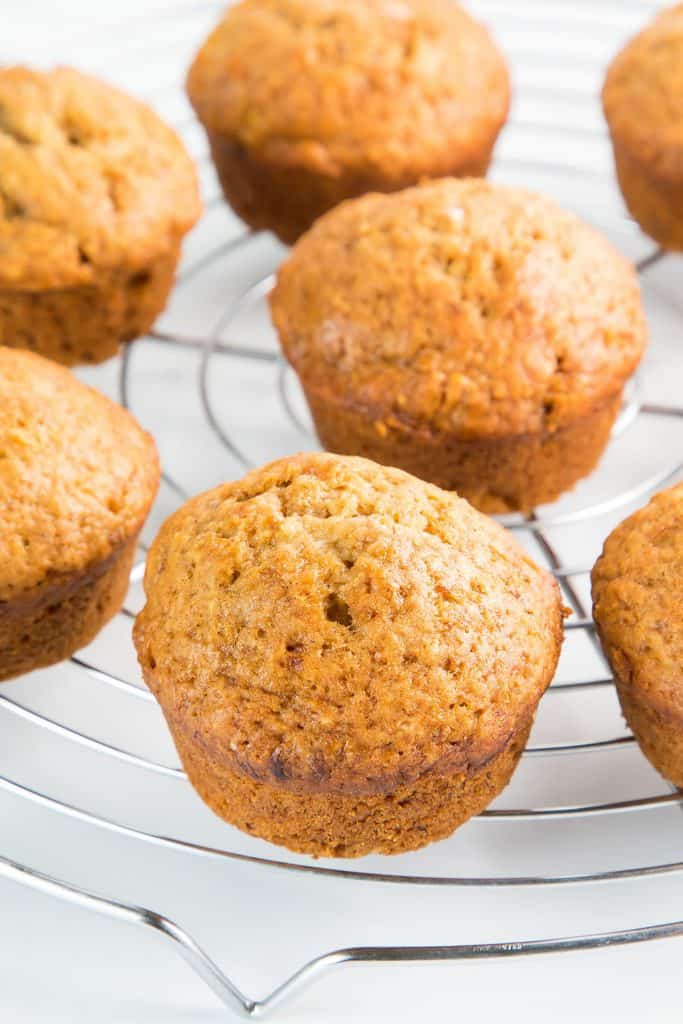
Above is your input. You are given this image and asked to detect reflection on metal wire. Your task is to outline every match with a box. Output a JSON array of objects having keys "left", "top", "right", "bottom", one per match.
[
  {"left": 1, "top": 849, "right": 683, "bottom": 1019},
  {"left": 5, "top": 1, "right": 683, "bottom": 1013}
]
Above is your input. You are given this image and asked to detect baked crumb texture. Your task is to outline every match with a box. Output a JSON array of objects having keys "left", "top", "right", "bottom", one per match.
[
  {"left": 135, "top": 452, "right": 563, "bottom": 856},
  {"left": 187, "top": 0, "right": 510, "bottom": 243},
  {"left": 592, "top": 482, "right": 683, "bottom": 787},
  {"left": 0, "top": 347, "right": 160, "bottom": 680},
  {"left": 602, "top": 4, "right": 683, "bottom": 250},
  {"left": 0, "top": 66, "right": 201, "bottom": 365},
  {"left": 271, "top": 178, "right": 647, "bottom": 513}
]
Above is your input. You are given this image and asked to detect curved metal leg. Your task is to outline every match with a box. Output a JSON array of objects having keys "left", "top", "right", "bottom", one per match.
[{"left": 3, "top": 853, "right": 683, "bottom": 1019}]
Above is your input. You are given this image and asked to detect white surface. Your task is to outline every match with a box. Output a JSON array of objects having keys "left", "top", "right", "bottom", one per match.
[{"left": 3, "top": 1, "right": 683, "bottom": 1021}]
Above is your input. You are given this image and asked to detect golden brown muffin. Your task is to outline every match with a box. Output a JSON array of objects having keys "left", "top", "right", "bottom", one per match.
[
  {"left": 271, "top": 178, "right": 647, "bottom": 513},
  {"left": 0, "top": 66, "right": 201, "bottom": 365},
  {"left": 134, "top": 453, "right": 563, "bottom": 857},
  {"left": 0, "top": 347, "right": 159, "bottom": 681},
  {"left": 186, "top": 0, "right": 509, "bottom": 244},
  {"left": 602, "top": 5, "right": 683, "bottom": 250},
  {"left": 592, "top": 483, "right": 683, "bottom": 787}
]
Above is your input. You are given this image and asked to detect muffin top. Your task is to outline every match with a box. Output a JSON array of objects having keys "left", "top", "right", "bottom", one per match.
[
  {"left": 592, "top": 483, "right": 683, "bottom": 717},
  {"left": 0, "top": 66, "right": 201, "bottom": 291},
  {"left": 272, "top": 179, "right": 647, "bottom": 439},
  {"left": 0, "top": 347, "right": 159, "bottom": 600},
  {"left": 186, "top": 0, "right": 509, "bottom": 177},
  {"left": 602, "top": 4, "right": 683, "bottom": 180},
  {"left": 135, "top": 453, "right": 562, "bottom": 795}
]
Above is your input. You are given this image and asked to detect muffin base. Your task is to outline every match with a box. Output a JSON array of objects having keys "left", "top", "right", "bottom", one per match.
[
  {"left": 612, "top": 142, "right": 683, "bottom": 251},
  {"left": 303, "top": 386, "right": 623, "bottom": 514},
  {"left": 618, "top": 688, "right": 683, "bottom": 789},
  {"left": 0, "top": 245, "right": 180, "bottom": 366},
  {"left": 170, "top": 720, "right": 531, "bottom": 857},
  {"left": 0, "top": 535, "right": 139, "bottom": 682},
  {"left": 207, "top": 133, "right": 495, "bottom": 245}
]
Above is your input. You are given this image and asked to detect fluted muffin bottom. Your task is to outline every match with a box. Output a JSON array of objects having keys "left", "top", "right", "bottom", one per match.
[
  {"left": 617, "top": 689, "right": 683, "bottom": 790},
  {"left": 0, "top": 534, "right": 139, "bottom": 682},
  {"left": 171, "top": 716, "right": 532, "bottom": 857},
  {"left": 134, "top": 454, "right": 563, "bottom": 856},
  {"left": 592, "top": 482, "right": 683, "bottom": 791},
  {"left": 0, "top": 245, "right": 180, "bottom": 366},
  {"left": 304, "top": 386, "right": 623, "bottom": 514},
  {"left": 208, "top": 133, "right": 494, "bottom": 246},
  {"left": 612, "top": 143, "right": 683, "bottom": 252}
]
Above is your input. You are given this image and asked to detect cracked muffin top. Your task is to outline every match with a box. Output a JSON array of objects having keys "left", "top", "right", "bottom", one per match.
[
  {"left": 134, "top": 453, "right": 563, "bottom": 795},
  {"left": 602, "top": 4, "right": 683, "bottom": 181},
  {"left": 186, "top": 0, "right": 509, "bottom": 177},
  {"left": 0, "top": 347, "right": 159, "bottom": 600},
  {"left": 0, "top": 66, "right": 201, "bottom": 291},
  {"left": 592, "top": 483, "right": 683, "bottom": 717},
  {"left": 271, "top": 178, "right": 647, "bottom": 439}
]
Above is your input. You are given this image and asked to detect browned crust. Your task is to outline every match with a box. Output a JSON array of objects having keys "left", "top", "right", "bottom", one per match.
[
  {"left": 301, "top": 381, "right": 623, "bottom": 513},
  {"left": 1, "top": 347, "right": 161, "bottom": 598},
  {"left": 0, "top": 243, "right": 181, "bottom": 366},
  {"left": 592, "top": 482, "right": 683, "bottom": 719},
  {"left": 0, "top": 533, "right": 140, "bottom": 682},
  {"left": 187, "top": 0, "right": 509, "bottom": 248},
  {"left": 207, "top": 131, "right": 494, "bottom": 245},
  {"left": 187, "top": 0, "right": 510, "bottom": 243},
  {"left": 0, "top": 66, "right": 201, "bottom": 292},
  {"left": 159, "top": 690, "right": 543, "bottom": 798},
  {"left": 617, "top": 686, "right": 683, "bottom": 789},
  {"left": 171, "top": 714, "right": 533, "bottom": 857},
  {"left": 601, "top": 5, "right": 683, "bottom": 188},
  {"left": 593, "top": 592, "right": 683, "bottom": 763},
  {"left": 270, "top": 180, "right": 647, "bottom": 445},
  {"left": 597, "top": 606, "right": 683, "bottom": 786},
  {"left": 610, "top": 141, "right": 683, "bottom": 251},
  {"left": 593, "top": 616, "right": 683, "bottom": 725},
  {"left": 134, "top": 453, "right": 563, "bottom": 797},
  {"left": 602, "top": 4, "right": 683, "bottom": 249},
  {"left": 592, "top": 481, "right": 683, "bottom": 784},
  {"left": 139, "top": 590, "right": 560, "bottom": 794},
  {"left": 140, "top": 599, "right": 560, "bottom": 794}
]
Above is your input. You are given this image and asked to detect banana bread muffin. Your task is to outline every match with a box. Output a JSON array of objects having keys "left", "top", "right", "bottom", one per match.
[
  {"left": 602, "top": 5, "right": 683, "bottom": 250},
  {"left": 592, "top": 483, "right": 683, "bottom": 787},
  {"left": 186, "top": 0, "right": 509, "bottom": 244},
  {"left": 271, "top": 179, "right": 647, "bottom": 513},
  {"left": 0, "top": 66, "right": 201, "bottom": 365},
  {"left": 0, "top": 347, "right": 159, "bottom": 681},
  {"left": 134, "top": 452, "right": 563, "bottom": 857}
]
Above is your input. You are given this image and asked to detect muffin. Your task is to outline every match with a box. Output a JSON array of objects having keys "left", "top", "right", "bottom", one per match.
[
  {"left": 186, "top": 0, "right": 510, "bottom": 244},
  {"left": 0, "top": 347, "right": 160, "bottom": 681},
  {"left": 592, "top": 483, "right": 683, "bottom": 787},
  {"left": 0, "top": 66, "right": 201, "bottom": 365},
  {"left": 602, "top": 5, "right": 683, "bottom": 250},
  {"left": 134, "top": 452, "right": 563, "bottom": 857},
  {"left": 271, "top": 178, "right": 648, "bottom": 513}
]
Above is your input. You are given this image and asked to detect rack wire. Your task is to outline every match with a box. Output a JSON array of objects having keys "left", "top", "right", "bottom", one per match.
[{"left": 3, "top": 0, "right": 683, "bottom": 1017}]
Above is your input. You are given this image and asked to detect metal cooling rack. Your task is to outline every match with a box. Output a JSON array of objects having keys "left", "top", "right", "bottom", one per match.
[{"left": 3, "top": 0, "right": 683, "bottom": 1018}]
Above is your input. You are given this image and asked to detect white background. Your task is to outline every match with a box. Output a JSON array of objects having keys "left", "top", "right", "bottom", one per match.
[{"left": 3, "top": 2, "right": 683, "bottom": 1021}]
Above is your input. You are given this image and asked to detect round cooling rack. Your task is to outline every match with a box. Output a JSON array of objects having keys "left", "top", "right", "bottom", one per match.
[{"left": 3, "top": 0, "right": 683, "bottom": 1018}]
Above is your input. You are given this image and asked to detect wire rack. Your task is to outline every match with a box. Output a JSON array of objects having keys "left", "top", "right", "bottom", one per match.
[{"left": 3, "top": 0, "right": 683, "bottom": 1018}]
